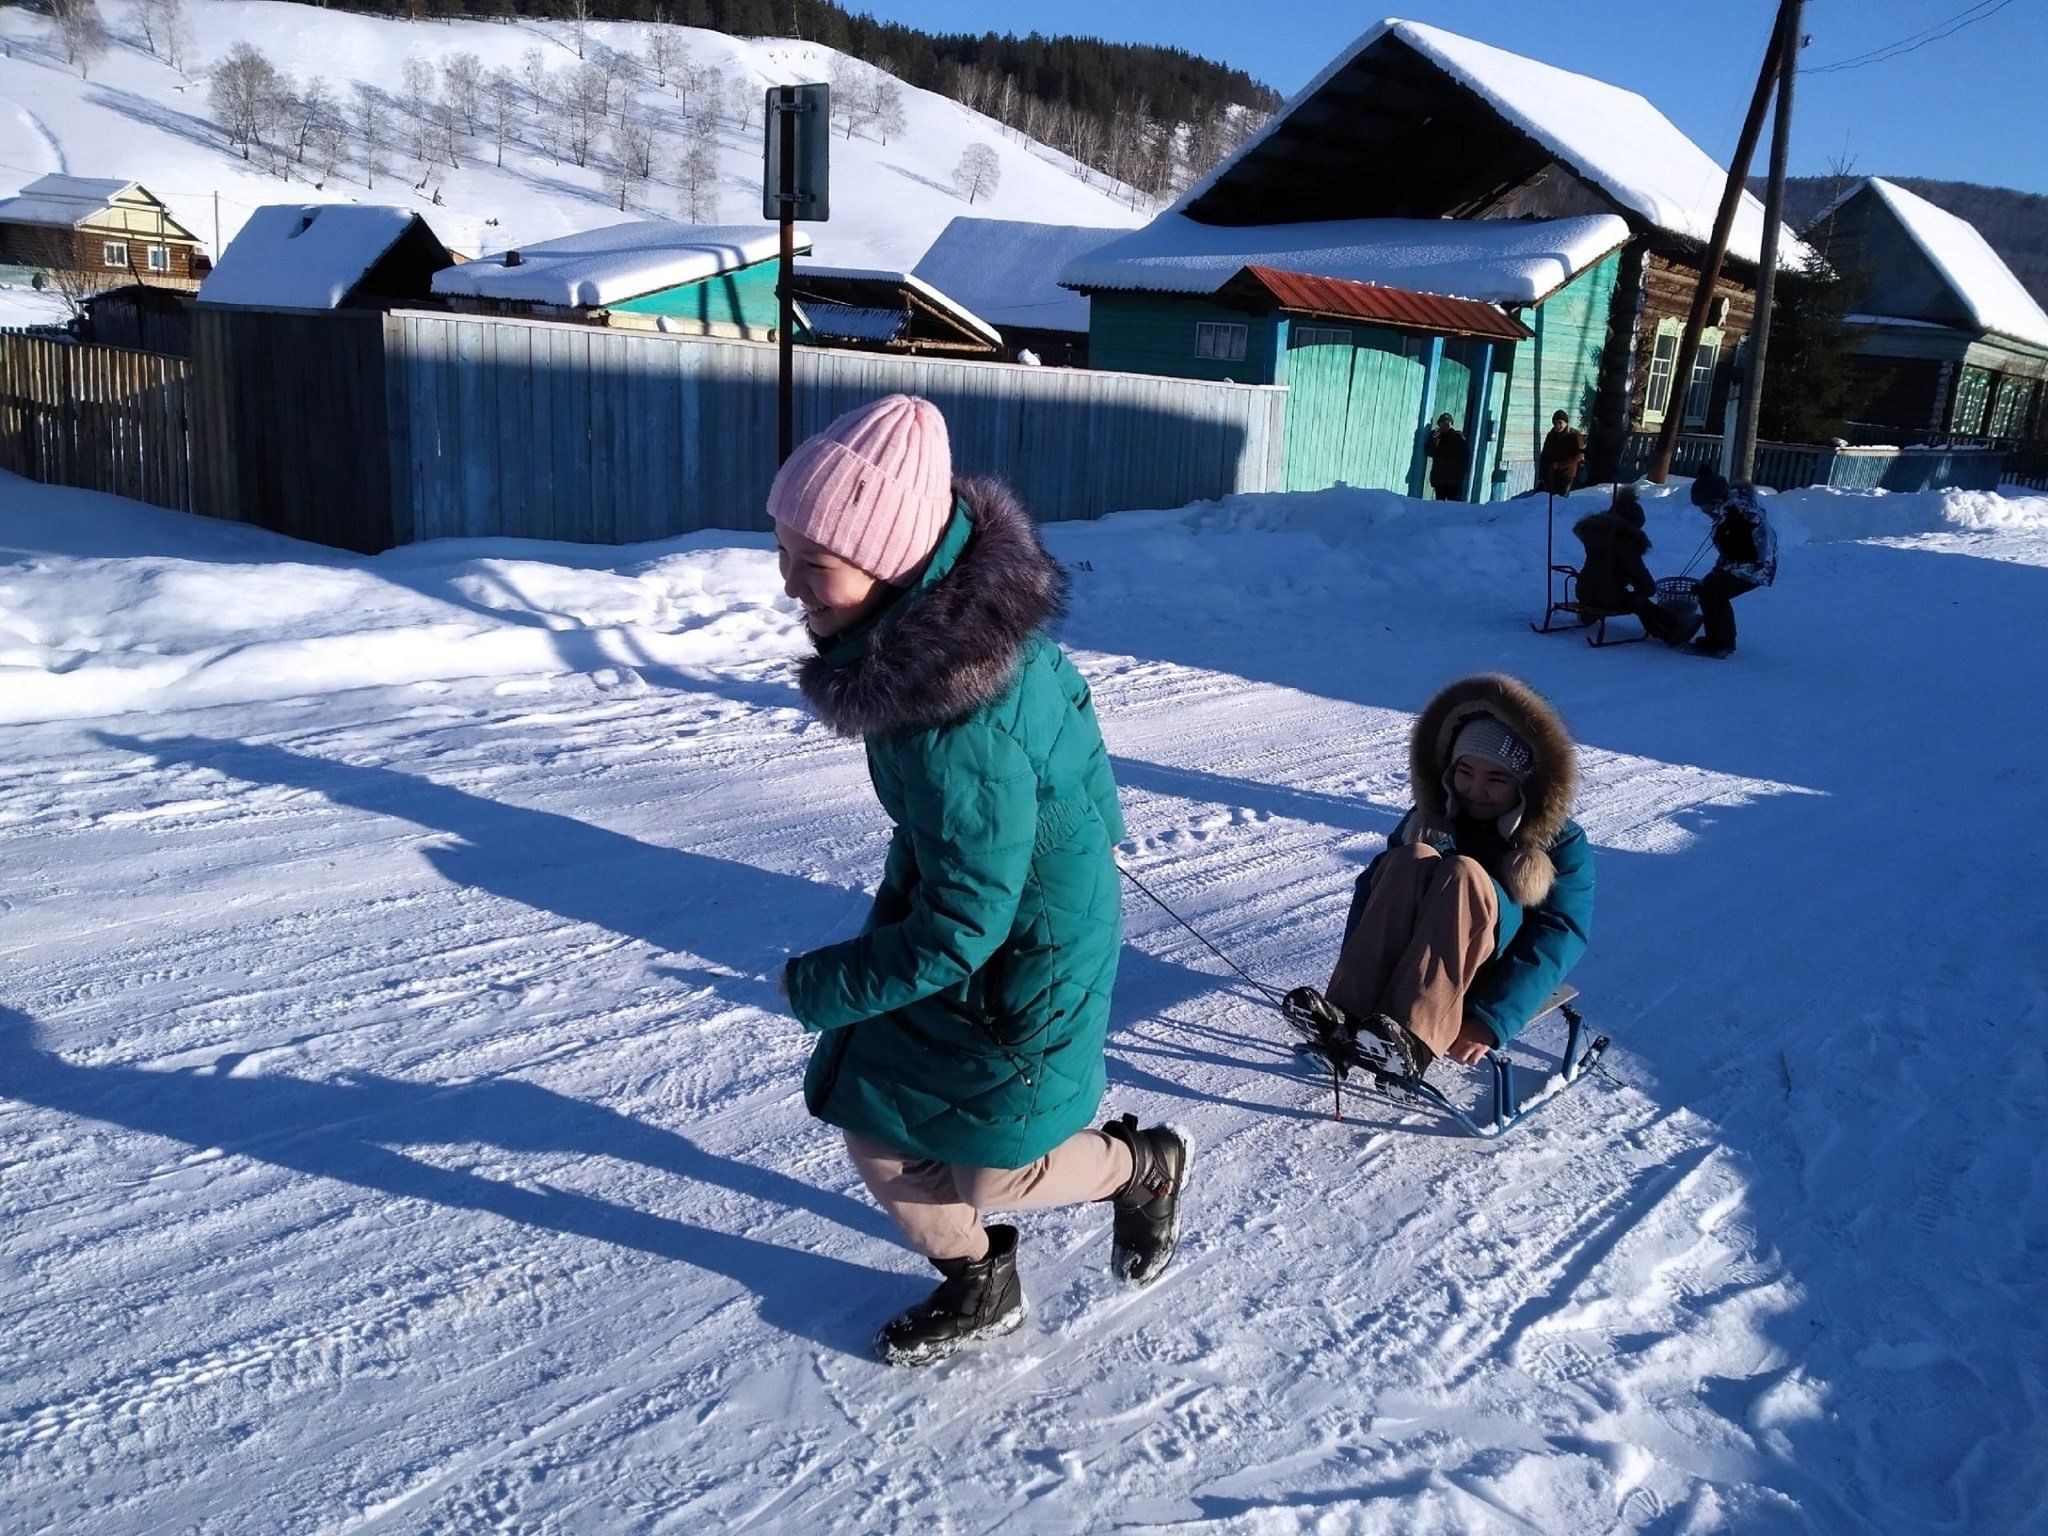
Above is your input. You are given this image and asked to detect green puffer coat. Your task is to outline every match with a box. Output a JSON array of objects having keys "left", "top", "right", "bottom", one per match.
[{"left": 785, "top": 477, "right": 1124, "bottom": 1169}]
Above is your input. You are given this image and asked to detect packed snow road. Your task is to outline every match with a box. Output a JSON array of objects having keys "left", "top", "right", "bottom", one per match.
[{"left": 3, "top": 472, "right": 2043, "bottom": 1533}]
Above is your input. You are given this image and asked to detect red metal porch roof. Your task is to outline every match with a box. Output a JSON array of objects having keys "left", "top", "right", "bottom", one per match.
[{"left": 1233, "top": 264, "right": 1531, "bottom": 342}]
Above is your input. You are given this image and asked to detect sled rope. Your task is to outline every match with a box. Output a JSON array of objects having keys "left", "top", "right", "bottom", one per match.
[{"left": 1116, "top": 862, "right": 1287, "bottom": 1005}]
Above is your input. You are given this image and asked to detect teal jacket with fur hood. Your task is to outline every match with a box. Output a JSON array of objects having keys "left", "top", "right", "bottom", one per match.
[
  {"left": 786, "top": 478, "right": 1124, "bottom": 1169},
  {"left": 1366, "top": 674, "right": 1595, "bottom": 1043}
]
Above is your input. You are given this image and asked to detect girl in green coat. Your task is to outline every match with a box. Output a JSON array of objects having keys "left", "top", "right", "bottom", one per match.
[{"left": 771, "top": 395, "right": 1191, "bottom": 1367}]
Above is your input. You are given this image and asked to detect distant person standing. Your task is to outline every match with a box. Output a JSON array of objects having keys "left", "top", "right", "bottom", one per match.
[
  {"left": 1539, "top": 410, "right": 1585, "bottom": 496},
  {"left": 1426, "top": 414, "right": 1469, "bottom": 501}
]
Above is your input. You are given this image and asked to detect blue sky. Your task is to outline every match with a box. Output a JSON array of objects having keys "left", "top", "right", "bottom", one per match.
[{"left": 858, "top": 0, "right": 2048, "bottom": 196}]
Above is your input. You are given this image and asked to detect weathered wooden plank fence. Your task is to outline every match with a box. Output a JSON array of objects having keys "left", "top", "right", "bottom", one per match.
[
  {"left": 382, "top": 312, "right": 1289, "bottom": 546},
  {"left": 0, "top": 331, "right": 193, "bottom": 511}
]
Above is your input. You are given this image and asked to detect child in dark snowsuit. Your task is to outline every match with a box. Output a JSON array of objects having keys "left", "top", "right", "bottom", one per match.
[
  {"left": 773, "top": 395, "right": 1189, "bottom": 1368},
  {"left": 1572, "top": 484, "right": 1657, "bottom": 616},
  {"left": 1287, "top": 675, "right": 1594, "bottom": 1079},
  {"left": 1687, "top": 469, "right": 1777, "bottom": 657}
]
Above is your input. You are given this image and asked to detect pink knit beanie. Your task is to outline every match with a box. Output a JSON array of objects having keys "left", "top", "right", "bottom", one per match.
[{"left": 767, "top": 395, "right": 953, "bottom": 583}]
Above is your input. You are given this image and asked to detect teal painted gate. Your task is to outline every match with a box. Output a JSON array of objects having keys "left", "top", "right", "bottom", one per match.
[{"left": 1283, "top": 326, "right": 1437, "bottom": 493}]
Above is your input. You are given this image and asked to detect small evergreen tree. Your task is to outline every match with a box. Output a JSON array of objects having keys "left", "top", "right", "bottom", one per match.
[{"left": 1758, "top": 251, "right": 1877, "bottom": 445}]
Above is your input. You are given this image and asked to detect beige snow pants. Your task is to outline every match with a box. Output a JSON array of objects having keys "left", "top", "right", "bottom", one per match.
[
  {"left": 1325, "top": 842, "right": 1500, "bottom": 1055},
  {"left": 844, "top": 1128, "right": 1134, "bottom": 1263}
]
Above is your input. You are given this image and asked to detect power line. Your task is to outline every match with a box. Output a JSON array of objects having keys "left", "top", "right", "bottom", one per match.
[{"left": 1807, "top": 0, "right": 2019, "bottom": 73}]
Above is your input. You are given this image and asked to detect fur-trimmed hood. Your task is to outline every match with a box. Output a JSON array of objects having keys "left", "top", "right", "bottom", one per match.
[
  {"left": 1405, "top": 674, "right": 1579, "bottom": 907},
  {"left": 796, "top": 476, "right": 1066, "bottom": 738}
]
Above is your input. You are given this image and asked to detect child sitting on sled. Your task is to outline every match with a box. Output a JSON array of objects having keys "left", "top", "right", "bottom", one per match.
[{"left": 1286, "top": 674, "right": 1594, "bottom": 1079}]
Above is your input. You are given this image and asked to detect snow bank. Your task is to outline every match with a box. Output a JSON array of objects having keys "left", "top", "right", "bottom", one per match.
[
  {"left": 1061, "top": 212, "right": 1630, "bottom": 305},
  {"left": 0, "top": 474, "right": 800, "bottom": 725}
]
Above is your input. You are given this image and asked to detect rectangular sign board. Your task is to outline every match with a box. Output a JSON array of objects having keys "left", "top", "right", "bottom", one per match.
[{"left": 763, "top": 83, "right": 830, "bottom": 222}]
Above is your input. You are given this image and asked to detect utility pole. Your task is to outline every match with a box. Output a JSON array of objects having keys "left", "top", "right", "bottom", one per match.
[
  {"left": 1732, "top": 0, "right": 1804, "bottom": 480},
  {"left": 1648, "top": 0, "right": 1792, "bottom": 482}
]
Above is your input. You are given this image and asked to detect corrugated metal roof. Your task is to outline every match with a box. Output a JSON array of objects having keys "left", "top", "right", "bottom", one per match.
[
  {"left": 799, "top": 301, "right": 908, "bottom": 343},
  {"left": 1236, "top": 265, "right": 1531, "bottom": 342}
]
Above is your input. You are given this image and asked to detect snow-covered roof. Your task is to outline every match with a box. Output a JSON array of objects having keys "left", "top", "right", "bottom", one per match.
[
  {"left": 1061, "top": 214, "right": 1630, "bottom": 307},
  {"left": 0, "top": 174, "right": 138, "bottom": 229},
  {"left": 432, "top": 221, "right": 805, "bottom": 307},
  {"left": 198, "top": 204, "right": 426, "bottom": 310},
  {"left": 1176, "top": 18, "right": 1808, "bottom": 271},
  {"left": 1831, "top": 179, "right": 2048, "bottom": 351},
  {"left": 911, "top": 218, "right": 1123, "bottom": 333},
  {"left": 792, "top": 260, "right": 1002, "bottom": 346}
]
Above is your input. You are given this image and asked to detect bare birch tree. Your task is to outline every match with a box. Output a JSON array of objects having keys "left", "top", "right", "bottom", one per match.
[
  {"left": 873, "top": 79, "right": 906, "bottom": 146},
  {"left": 210, "top": 41, "right": 284, "bottom": 161},
  {"left": 441, "top": 51, "right": 485, "bottom": 136},
  {"left": 484, "top": 68, "right": 520, "bottom": 169},
  {"left": 354, "top": 84, "right": 390, "bottom": 190},
  {"left": 678, "top": 142, "right": 718, "bottom": 223},
  {"left": 953, "top": 143, "right": 1000, "bottom": 205}
]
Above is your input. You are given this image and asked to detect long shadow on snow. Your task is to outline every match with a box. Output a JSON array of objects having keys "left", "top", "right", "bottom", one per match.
[
  {"left": 93, "top": 731, "right": 851, "bottom": 1013},
  {"left": 0, "top": 1006, "right": 899, "bottom": 1355}
]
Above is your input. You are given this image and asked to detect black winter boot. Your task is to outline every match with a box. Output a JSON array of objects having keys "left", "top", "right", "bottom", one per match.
[
  {"left": 1101, "top": 1114, "right": 1192, "bottom": 1287},
  {"left": 875, "top": 1224, "right": 1025, "bottom": 1367},
  {"left": 1354, "top": 1011, "right": 1436, "bottom": 1081}
]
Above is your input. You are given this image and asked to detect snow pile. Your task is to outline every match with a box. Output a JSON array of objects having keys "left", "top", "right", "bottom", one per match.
[
  {"left": 1846, "top": 178, "right": 2048, "bottom": 349},
  {"left": 433, "top": 220, "right": 797, "bottom": 306},
  {"left": 1061, "top": 211, "right": 1630, "bottom": 305},
  {"left": 5, "top": 466, "right": 2048, "bottom": 1533},
  {"left": 1178, "top": 17, "right": 1808, "bottom": 270},
  {"left": 911, "top": 216, "right": 1125, "bottom": 333},
  {"left": 0, "top": 2, "right": 1144, "bottom": 276},
  {"left": 199, "top": 203, "right": 423, "bottom": 309},
  {"left": 0, "top": 481, "right": 800, "bottom": 726}
]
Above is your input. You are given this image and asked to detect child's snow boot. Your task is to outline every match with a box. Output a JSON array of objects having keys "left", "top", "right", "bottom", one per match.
[
  {"left": 875, "top": 1224, "right": 1025, "bottom": 1367},
  {"left": 1100, "top": 1114, "right": 1192, "bottom": 1287},
  {"left": 1354, "top": 1011, "right": 1436, "bottom": 1080}
]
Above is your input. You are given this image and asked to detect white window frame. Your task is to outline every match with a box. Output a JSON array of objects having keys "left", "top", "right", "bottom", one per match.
[
  {"left": 1643, "top": 329, "right": 1680, "bottom": 422},
  {"left": 146, "top": 244, "right": 170, "bottom": 273},
  {"left": 1194, "top": 321, "right": 1248, "bottom": 363},
  {"left": 1952, "top": 366, "right": 1993, "bottom": 435},
  {"left": 1293, "top": 325, "right": 1350, "bottom": 349},
  {"left": 102, "top": 240, "right": 130, "bottom": 269},
  {"left": 1682, "top": 339, "right": 1719, "bottom": 427}
]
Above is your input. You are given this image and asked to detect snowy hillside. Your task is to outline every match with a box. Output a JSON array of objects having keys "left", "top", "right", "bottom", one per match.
[
  {"left": 4, "top": 468, "right": 2046, "bottom": 1532},
  {"left": 0, "top": 0, "right": 1143, "bottom": 293}
]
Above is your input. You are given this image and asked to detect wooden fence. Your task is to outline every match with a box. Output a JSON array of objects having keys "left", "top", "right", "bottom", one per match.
[
  {"left": 1617, "top": 431, "right": 2008, "bottom": 493},
  {"left": 191, "top": 307, "right": 393, "bottom": 551},
  {"left": 0, "top": 331, "right": 193, "bottom": 511},
  {"left": 383, "top": 312, "right": 1288, "bottom": 546}
]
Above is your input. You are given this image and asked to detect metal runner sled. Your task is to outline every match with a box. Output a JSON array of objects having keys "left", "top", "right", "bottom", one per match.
[{"left": 1283, "top": 985, "right": 1610, "bottom": 1139}]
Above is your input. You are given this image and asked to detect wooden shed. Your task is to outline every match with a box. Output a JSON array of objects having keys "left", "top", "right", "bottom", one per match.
[
  {"left": 432, "top": 220, "right": 809, "bottom": 339},
  {"left": 790, "top": 263, "right": 1002, "bottom": 357}
]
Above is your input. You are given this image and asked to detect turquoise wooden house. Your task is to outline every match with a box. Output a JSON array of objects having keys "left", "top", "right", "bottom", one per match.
[
  {"left": 1065, "top": 16, "right": 1811, "bottom": 493},
  {"left": 1802, "top": 179, "right": 2048, "bottom": 446},
  {"left": 1064, "top": 213, "right": 1626, "bottom": 497},
  {"left": 432, "top": 220, "right": 810, "bottom": 339}
]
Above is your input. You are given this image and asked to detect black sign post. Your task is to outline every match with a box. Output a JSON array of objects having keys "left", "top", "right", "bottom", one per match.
[{"left": 764, "top": 83, "right": 829, "bottom": 465}]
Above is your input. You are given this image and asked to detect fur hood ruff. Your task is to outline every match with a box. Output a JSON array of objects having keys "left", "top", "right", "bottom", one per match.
[
  {"left": 796, "top": 476, "right": 1065, "bottom": 738},
  {"left": 1404, "top": 673, "right": 1579, "bottom": 906}
]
